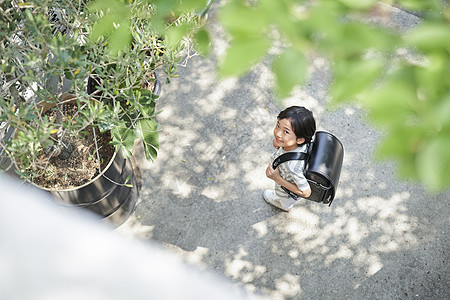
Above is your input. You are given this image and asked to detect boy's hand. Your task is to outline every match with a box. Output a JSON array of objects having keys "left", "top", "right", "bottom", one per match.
[
  {"left": 266, "top": 163, "right": 281, "bottom": 180},
  {"left": 272, "top": 138, "right": 280, "bottom": 149}
]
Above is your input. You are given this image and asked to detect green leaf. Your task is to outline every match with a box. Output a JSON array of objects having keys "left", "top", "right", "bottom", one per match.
[
  {"left": 219, "top": 37, "right": 270, "bottom": 77},
  {"left": 153, "top": 0, "right": 178, "bottom": 15},
  {"left": 272, "top": 48, "right": 306, "bottom": 98},
  {"left": 432, "top": 93, "right": 450, "bottom": 127},
  {"left": 405, "top": 23, "right": 450, "bottom": 51},
  {"left": 337, "top": 0, "right": 377, "bottom": 9},
  {"left": 138, "top": 89, "right": 157, "bottom": 117},
  {"left": 98, "top": 121, "right": 115, "bottom": 132},
  {"left": 179, "top": 0, "right": 209, "bottom": 11},
  {"left": 90, "top": 14, "right": 116, "bottom": 41},
  {"left": 108, "top": 21, "right": 132, "bottom": 55},
  {"left": 414, "top": 54, "right": 448, "bottom": 98},
  {"left": 194, "top": 28, "right": 211, "bottom": 56},
  {"left": 394, "top": 0, "right": 439, "bottom": 10},
  {"left": 89, "top": 0, "right": 131, "bottom": 55},
  {"left": 331, "top": 58, "right": 383, "bottom": 103},
  {"left": 219, "top": 2, "right": 270, "bottom": 37},
  {"left": 375, "top": 126, "right": 424, "bottom": 181},
  {"left": 376, "top": 129, "right": 411, "bottom": 159},
  {"left": 110, "top": 123, "right": 137, "bottom": 158},
  {"left": 417, "top": 135, "right": 450, "bottom": 192},
  {"left": 363, "top": 81, "right": 418, "bottom": 126},
  {"left": 137, "top": 118, "right": 159, "bottom": 161},
  {"left": 165, "top": 23, "right": 195, "bottom": 49}
]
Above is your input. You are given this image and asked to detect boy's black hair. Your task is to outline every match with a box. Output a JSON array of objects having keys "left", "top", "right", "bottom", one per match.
[{"left": 277, "top": 106, "right": 316, "bottom": 145}]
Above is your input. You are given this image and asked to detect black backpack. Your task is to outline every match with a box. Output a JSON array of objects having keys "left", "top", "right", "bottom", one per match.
[{"left": 272, "top": 131, "right": 344, "bottom": 206}]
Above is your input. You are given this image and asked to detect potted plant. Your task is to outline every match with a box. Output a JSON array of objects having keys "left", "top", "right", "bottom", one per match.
[{"left": 0, "top": 0, "right": 207, "bottom": 224}]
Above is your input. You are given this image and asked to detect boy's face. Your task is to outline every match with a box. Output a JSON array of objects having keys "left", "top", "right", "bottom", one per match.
[{"left": 273, "top": 118, "right": 304, "bottom": 151}]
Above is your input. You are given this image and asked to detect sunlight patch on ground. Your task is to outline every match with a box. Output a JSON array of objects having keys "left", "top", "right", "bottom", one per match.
[
  {"left": 225, "top": 247, "right": 267, "bottom": 284},
  {"left": 159, "top": 123, "right": 200, "bottom": 155},
  {"left": 282, "top": 91, "right": 322, "bottom": 114},
  {"left": 166, "top": 176, "right": 195, "bottom": 198},
  {"left": 243, "top": 163, "right": 271, "bottom": 191},
  {"left": 251, "top": 222, "right": 268, "bottom": 238},
  {"left": 197, "top": 77, "right": 239, "bottom": 114},
  {"left": 194, "top": 137, "right": 224, "bottom": 161},
  {"left": 252, "top": 63, "right": 274, "bottom": 91},
  {"left": 346, "top": 216, "right": 368, "bottom": 244},
  {"left": 273, "top": 273, "right": 302, "bottom": 299},
  {"left": 157, "top": 105, "right": 173, "bottom": 119},
  {"left": 183, "top": 246, "right": 210, "bottom": 270},
  {"left": 201, "top": 185, "right": 223, "bottom": 200},
  {"left": 284, "top": 207, "right": 321, "bottom": 239},
  {"left": 115, "top": 219, "right": 155, "bottom": 240}
]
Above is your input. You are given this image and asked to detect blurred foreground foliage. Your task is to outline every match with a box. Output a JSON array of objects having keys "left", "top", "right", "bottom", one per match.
[{"left": 92, "top": 0, "right": 450, "bottom": 192}]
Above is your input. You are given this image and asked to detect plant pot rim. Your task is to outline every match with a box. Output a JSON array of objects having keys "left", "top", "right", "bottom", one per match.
[
  {"left": 26, "top": 93, "right": 118, "bottom": 192},
  {"left": 29, "top": 149, "right": 119, "bottom": 192}
]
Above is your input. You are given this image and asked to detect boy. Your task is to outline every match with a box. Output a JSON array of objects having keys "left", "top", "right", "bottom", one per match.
[{"left": 264, "top": 106, "right": 316, "bottom": 211}]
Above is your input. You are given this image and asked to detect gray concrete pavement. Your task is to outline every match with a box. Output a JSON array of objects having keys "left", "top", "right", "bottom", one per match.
[{"left": 116, "top": 3, "right": 449, "bottom": 299}]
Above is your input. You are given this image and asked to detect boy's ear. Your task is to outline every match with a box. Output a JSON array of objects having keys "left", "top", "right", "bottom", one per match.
[{"left": 297, "top": 137, "right": 305, "bottom": 144}]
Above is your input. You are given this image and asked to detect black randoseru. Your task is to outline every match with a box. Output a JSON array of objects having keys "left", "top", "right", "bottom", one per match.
[{"left": 272, "top": 131, "right": 344, "bottom": 206}]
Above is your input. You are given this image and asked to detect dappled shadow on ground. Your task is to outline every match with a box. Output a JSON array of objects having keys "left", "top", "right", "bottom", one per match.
[{"left": 117, "top": 10, "right": 449, "bottom": 300}]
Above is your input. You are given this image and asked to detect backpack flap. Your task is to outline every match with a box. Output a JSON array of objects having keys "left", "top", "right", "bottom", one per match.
[
  {"left": 305, "top": 131, "right": 344, "bottom": 205},
  {"left": 306, "top": 179, "right": 332, "bottom": 204}
]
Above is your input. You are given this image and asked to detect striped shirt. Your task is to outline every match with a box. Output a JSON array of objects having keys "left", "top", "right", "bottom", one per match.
[{"left": 270, "top": 144, "right": 309, "bottom": 199}]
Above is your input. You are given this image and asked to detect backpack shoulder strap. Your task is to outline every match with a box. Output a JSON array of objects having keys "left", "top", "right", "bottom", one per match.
[
  {"left": 272, "top": 151, "right": 307, "bottom": 169},
  {"left": 271, "top": 151, "right": 308, "bottom": 201}
]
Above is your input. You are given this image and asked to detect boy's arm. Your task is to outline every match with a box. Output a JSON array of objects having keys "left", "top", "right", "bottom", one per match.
[{"left": 266, "top": 164, "right": 311, "bottom": 198}]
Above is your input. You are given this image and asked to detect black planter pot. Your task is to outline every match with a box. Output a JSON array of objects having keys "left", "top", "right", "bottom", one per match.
[
  {"left": 1, "top": 129, "right": 138, "bottom": 226},
  {"left": 1, "top": 94, "right": 143, "bottom": 227},
  {"left": 35, "top": 94, "right": 145, "bottom": 226},
  {"left": 36, "top": 149, "right": 139, "bottom": 226}
]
